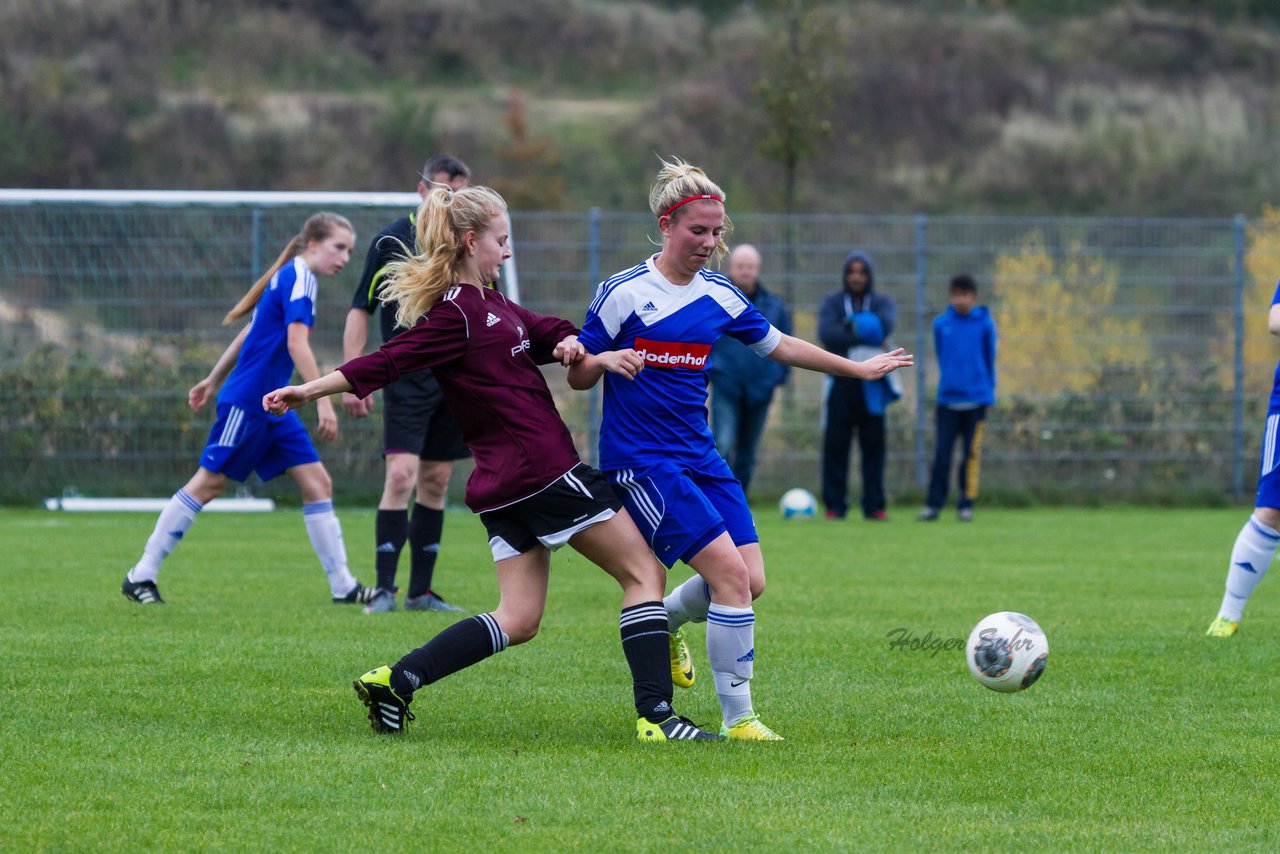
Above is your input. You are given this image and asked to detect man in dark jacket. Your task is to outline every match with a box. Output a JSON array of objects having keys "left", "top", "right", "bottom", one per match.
[
  {"left": 708, "top": 244, "right": 792, "bottom": 496},
  {"left": 817, "top": 250, "right": 899, "bottom": 520}
]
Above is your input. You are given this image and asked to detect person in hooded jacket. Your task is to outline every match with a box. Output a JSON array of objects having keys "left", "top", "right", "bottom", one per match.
[
  {"left": 817, "top": 250, "right": 900, "bottom": 520},
  {"left": 917, "top": 274, "right": 997, "bottom": 522}
]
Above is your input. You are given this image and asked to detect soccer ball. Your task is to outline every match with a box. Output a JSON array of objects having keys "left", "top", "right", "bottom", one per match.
[
  {"left": 779, "top": 488, "right": 817, "bottom": 519},
  {"left": 965, "top": 611, "right": 1049, "bottom": 693}
]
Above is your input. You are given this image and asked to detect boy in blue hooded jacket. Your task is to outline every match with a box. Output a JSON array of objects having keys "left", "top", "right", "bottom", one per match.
[
  {"left": 918, "top": 274, "right": 997, "bottom": 522},
  {"left": 818, "top": 250, "right": 899, "bottom": 520}
]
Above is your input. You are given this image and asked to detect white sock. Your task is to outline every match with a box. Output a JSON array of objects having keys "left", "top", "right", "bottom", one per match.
[
  {"left": 706, "top": 603, "right": 755, "bottom": 727},
  {"left": 1218, "top": 514, "right": 1280, "bottom": 621},
  {"left": 303, "top": 500, "right": 359, "bottom": 597},
  {"left": 128, "top": 489, "right": 203, "bottom": 583},
  {"left": 664, "top": 575, "right": 711, "bottom": 631}
]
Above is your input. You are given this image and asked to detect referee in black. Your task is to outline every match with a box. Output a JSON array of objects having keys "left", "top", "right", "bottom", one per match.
[{"left": 341, "top": 154, "right": 474, "bottom": 614}]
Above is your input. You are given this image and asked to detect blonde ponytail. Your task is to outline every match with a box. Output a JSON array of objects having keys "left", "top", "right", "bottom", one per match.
[
  {"left": 381, "top": 186, "right": 508, "bottom": 330},
  {"left": 649, "top": 156, "right": 732, "bottom": 266},
  {"left": 223, "top": 211, "right": 354, "bottom": 325}
]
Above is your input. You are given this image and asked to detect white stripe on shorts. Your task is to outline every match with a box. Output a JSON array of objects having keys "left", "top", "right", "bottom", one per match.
[
  {"left": 614, "top": 469, "right": 662, "bottom": 531},
  {"left": 488, "top": 535, "right": 521, "bottom": 562},
  {"left": 562, "top": 469, "right": 592, "bottom": 498},
  {"left": 536, "top": 508, "right": 616, "bottom": 552},
  {"left": 1265, "top": 414, "right": 1280, "bottom": 476},
  {"left": 217, "top": 406, "right": 244, "bottom": 447}
]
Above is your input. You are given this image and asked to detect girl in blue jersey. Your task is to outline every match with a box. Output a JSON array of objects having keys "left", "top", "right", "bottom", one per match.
[
  {"left": 569, "top": 158, "right": 913, "bottom": 739},
  {"left": 1207, "top": 278, "right": 1280, "bottom": 638},
  {"left": 121, "top": 212, "right": 372, "bottom": 606}
]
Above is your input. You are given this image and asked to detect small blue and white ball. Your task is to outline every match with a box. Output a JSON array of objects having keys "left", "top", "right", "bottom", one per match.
[
  {"left": 779, "top": 488, "right": 817, "bottom": 520},
  {"left": 965, "top": 611, "right": 1049, "bottom": 693}
]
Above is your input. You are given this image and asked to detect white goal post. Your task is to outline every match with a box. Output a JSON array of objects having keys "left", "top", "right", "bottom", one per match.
[
  {"left": 0, "top": 189, "right": 521, "bottom": 303},
  {"left": 7, "top": 189, "right": 521, "bottom": 511},
  {"left": 45, "top": 496, "right": 276, "bottom": 513}
]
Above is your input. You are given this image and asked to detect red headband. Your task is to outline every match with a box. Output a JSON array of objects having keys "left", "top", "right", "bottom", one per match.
[{"left": 659, "top": 194, "right": 724, "bottom": 220}]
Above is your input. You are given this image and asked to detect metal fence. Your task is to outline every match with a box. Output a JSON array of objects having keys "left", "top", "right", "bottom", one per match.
[{"left": 2, "top": 190, "right": 1276, "bottom": 506}]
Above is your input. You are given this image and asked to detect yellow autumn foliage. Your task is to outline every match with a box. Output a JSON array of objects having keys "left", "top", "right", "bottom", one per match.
[
  {"left": 1243, "top": 206, "right": 1280, "bottom": 386},
  {"left": 992, "top": 232, "right": 1144, "bottom": 398}
]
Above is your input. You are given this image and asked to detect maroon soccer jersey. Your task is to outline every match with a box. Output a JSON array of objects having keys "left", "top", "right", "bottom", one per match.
[{"left": 339, "top": 285, "right": 583, "bottom": 512}]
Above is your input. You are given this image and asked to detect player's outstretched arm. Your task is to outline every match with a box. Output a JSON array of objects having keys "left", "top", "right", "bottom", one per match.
[
  {"left": 768, "top": 333, "right": 913, "bottom": 380},
  {"left": 263, "top": 371, "right": 355, "bottom": 416},
  {"left": 566, "top": 349, "right": 645, "bottom": 389},
  {"left": 189, "top": 323, "right": 251, "bottom": 411}
]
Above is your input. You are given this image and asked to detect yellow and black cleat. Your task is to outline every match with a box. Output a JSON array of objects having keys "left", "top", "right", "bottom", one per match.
[
  {"left": 636, "top": 715, "right": 722, "bottom": 742},
  {"left": 720, "top": 714, "right": 784, "bottom": 741},
  {"left": 352, "top": 665, "right": 416, "bottom": 733},
  {"left": 1205, "top": 616, "right": 1239, "bottom": 638},
  {"left": 669, "top": 628, "right": 695, "bottom": 689}
]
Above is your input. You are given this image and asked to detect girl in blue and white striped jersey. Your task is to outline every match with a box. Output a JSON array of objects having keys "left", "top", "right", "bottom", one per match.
[
  {"left": 569, "top": 158, "right": 913, "bottom": 739},
  {"left": 121, "top": 212, "right": 372, "bottom": 606},
  {"left": 1208, "top": 278, "right": 1280, "bottom": 637}
]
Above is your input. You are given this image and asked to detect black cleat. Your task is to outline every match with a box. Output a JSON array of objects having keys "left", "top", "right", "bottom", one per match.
[
  {"left": 352, "top": 666, "right": 416, "bottom": 733},
  {"left": 121, "top": 576, "right": 164, "bottom": 604},
  {"left": 636, "top": 714, "right": 723, "bottom": 742},
  {"left": 333, "top": 583, "right": 378, "bottom": 605}
]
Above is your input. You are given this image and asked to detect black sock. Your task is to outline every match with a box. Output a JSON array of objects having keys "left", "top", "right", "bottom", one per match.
[
  {"left": 391, "top": 613, "right": 509, "bottom": 696},
  {"left": 375, "top": 508, "right": 408, "bottom": 592},
  {"left": 408, "top": 503, "right": 444, "bottom": 599},
  {"left": 620, "top": 601, "right": 675, "bottom": 723}
]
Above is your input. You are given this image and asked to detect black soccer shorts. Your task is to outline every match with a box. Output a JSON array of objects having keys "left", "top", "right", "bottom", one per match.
[
  {"left": 479, "top": 464, "right": 623, "bottom": 561},
  {"left": 381, "top": 369, "right": 471, "bottom": 461}
]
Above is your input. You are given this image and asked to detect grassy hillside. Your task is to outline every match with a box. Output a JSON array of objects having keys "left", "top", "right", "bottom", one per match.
[{"left": 4, "top": 0, "right": 1280, "bottom": 214}]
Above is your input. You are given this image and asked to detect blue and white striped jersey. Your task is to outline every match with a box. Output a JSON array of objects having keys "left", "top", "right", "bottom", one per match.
[
  {"left": 1270, "top": 279, "right": 1280, "bottom": 414},
  {"left": 219, "top": 256, "right": 317, "bottom": 408},
  {"left": 578, "top": 255, "right": 782, "bottom": 469}
]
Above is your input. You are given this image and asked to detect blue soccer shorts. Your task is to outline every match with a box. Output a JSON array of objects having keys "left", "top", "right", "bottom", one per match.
[
  {"left": 199, "top": 403, "right": 320, "bottom": 483},
  {"left": 1257, "top": 411, "right": 1280, "bottom": 509},
  {"left": 606, "top": 456, "right": 759, "bottom": 569}
]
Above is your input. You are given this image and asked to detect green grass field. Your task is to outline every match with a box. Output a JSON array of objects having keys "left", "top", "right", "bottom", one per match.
[{"left": 3, "top": 506, "right": 1279, "bottom": 851}]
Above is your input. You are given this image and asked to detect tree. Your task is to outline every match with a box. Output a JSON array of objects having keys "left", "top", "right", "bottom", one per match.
[
  {"left": 491, "top": 89, "right": 565, "bottom": 211},
  {"left": 1242, "top": 206, "right": 1280, "bottom": 386},
  {"left": 753, "top": 0, "right": 835, "bottom": 220},
  {"left": 751, "top": 0, "right": 837, "bottom": 306},
  {"left": 992, "top": 232, "right": 1143, "bottom": 398}
]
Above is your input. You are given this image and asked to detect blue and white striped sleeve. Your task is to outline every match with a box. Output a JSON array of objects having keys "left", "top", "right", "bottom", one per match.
[{"left": 285, "top": 263, "right": 317, "bottom": 328}]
